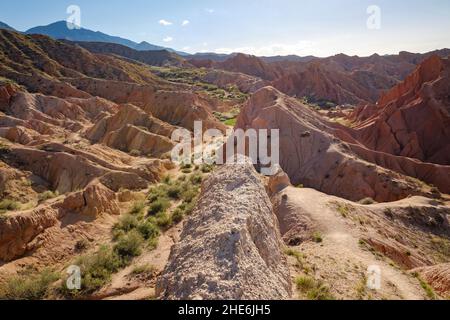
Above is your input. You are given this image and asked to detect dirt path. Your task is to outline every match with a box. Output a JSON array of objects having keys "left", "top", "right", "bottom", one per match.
[{"left": 278, "top": 187, "right": 427, "bottom": 300}]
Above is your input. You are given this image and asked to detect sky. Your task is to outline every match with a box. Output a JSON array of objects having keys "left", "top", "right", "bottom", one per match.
[{"left": 1, "top": 0, "right": 450, "bottom": 57}]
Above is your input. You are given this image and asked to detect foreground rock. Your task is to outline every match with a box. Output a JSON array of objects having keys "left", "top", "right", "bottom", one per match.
[{"left": 157, "top": 160, "right": 292, "bottom": 300}]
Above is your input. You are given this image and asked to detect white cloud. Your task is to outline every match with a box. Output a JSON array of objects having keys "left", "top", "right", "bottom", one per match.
[
  {"left": 205, "top": 8, "right": 215, "bottom": 14},
  {"left": 214, "top": 41, "right": 317, "bottom": 56},
  {"left": 182, "top": 46, "right": 191, "bottom": 50},
  {"left": 182, "top": 20, "right": 190, "bottom": 26},
  {"left": 159, "top": 19, "right": 173, "bottom": 26},
  {"left": 163, "top": 36, "right": 173, "bottom": 42}
]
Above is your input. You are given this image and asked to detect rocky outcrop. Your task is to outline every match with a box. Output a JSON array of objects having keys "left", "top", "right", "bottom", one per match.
[
  {"left": 211, "top": 53, "right": 283, "bottom": 81},
  {"left": 0, "top": 145, "right": 155, "bottom": 193},
  {"left": 63, "top": 182, "right": 120, "bottom": 217},
  {"left": 157, "top": 160, "right": 292, "bottom": 300},
  {"left": 235, "top": 86, "right": 432, "bottom": 202},
  {"left": 413, "top": 264, "right": 450, "bottom": 296},
  {"left": 350, "top": 56, "right": 450, "bottom": 166},
  {"left": 0, "top": 181, "right": 120, "bottom": 262},
  {"left": 86, "top": 103, "right": 176, "bottom": 157},
  {"left": 0, "top": 206, "right": 59, "bottom": 262}
]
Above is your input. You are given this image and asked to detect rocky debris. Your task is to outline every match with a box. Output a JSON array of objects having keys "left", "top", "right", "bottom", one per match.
[
  {"left": 349, "top": 56, "right": 450, "bottom": 166},
  {"left": 235, "top": 86, "right": 431, "bottom": 202},
  {"left": 157, "top": 160, "right": 292, "bottom": 300},
  {"left": 413, "top": 263, "right": 450, "bottom": 296}
]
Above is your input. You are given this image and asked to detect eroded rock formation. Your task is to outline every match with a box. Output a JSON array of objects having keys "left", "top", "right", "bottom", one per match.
[{"left": 157, "top": 160, "right": 292, "bottom": 300}]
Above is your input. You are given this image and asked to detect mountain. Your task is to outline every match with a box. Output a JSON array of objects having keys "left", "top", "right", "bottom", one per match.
[
  {"left": 68, "top": 41, "right": 190, "bottom": 67},
  {"left": 25, "top": 21, "right": 186, "bottom": 54},
  {"left": 0, "top": 21, "right": 15, "bottom": 31},
  {"left": 260, "top": 55, "right": 318, "bottom": 63}
]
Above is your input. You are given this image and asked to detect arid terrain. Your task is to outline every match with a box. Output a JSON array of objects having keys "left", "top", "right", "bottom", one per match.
[{"left": 0, "top": 27, "right": 449, "bottom": 300}]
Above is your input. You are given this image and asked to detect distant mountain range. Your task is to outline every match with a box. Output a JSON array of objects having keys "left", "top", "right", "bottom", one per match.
[
  {"left": 0, "top": 20, "right": 188, "bottom": 55},
  {"left": 0, "top": 21, "right": 15, "bottom": 31}
]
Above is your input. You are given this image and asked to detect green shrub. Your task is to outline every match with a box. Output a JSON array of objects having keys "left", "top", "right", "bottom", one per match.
[
  {"left": 148, "top": 186, "right": 168, "bottom": 203},
  {"left": 131, "top": 264, "right": 157, "bottom": 276},
  {"left": 0, "top": 199, "right": 20, "bottom": 212},
  {"left": 75, "top": 239, "right": 89, "bottom": 252},
  {"left": 200, "top": 164, "right": 214, "bottom": 173},
  {"left": 38, "top": 190, "right": 59, "bottom": 202},
  {"left": 148, "top": 198, "right": 170, "bottom": 216},
  {"left": 224, "top": 118, "right": 237, "bottom": 127},
  {"left": 0, "top": 269, "right": 59, "bottom": 300},
  {"left": 129, "top": 201, "right": 145, "bottom": 215},
  {"left": 69, "top": 246, "right": 123, "bottom": 295},
  {"left": 295, "top": 276, "right": 316, "bottom": 291},
  {"left": 180, "top": 162, "right": 192, "bottom": 170},
  {"left": 137, "top": 220, "right": 160, "bottom": 241},
  {"left": 181, "top": 188, "right": 198, "bottom": 203},
  {"left": 359, "top": 197, "right": 376, "bottom": 205},
  {"left": 167, "top": 185, "right": 182, "bottom": 199},
  {"left": 153, "top": 212, "right": 172, "bottom": 229},
  {"left": 172, "top": 208, "right": 184, "bottom": 224},
  {"left": 190, "top": 173, "right": 203, "bottom": 185},
  {"left": 129, "top": 149, "right": 141, "bottom": 157},
  {"left": 162, "top": 175, "right": 172, "bottom": 184},
  {"left": 113, "top": 215, "right": 140, "bottom": 238},
  {"left": 312, "top": 232, "right": 323, "bottom": 243},
  {"left": 114, "top": 230, "right": 144, "bottom": 262},
  {"left": 295, "top": 276, "right": 335, "bottom": 300}
]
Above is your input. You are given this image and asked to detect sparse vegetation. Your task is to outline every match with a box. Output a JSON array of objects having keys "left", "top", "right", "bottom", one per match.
[
  {"left": 412, "top": 272, "right": 437, "bottom": 300},
  {"left": 0, "top": 269, "right": 59, "bottom": 300},
  {"left": 285, "top": 248, "right": 304, "bottom": 268},
  {"left": 224, "top": 118, "right": 237, "bottom": 127},
  {"left": 63, "top": 245, "right": 124, "bottom": 296},
  {"left": 336, "top": 203, "right": 350, "bottom": 218},
  {"left": 114, "top": 230, "right": 144, "bottom": 262},
  {"left": 0, "top": 198, "right": 20, "bottom": 213},
  {"left": 430, "top": 236, "right": 450, "bottom": 258},
  {"left": 359, "top": 197, "right": 376, "bottom": 205},
  {"left": 128, "top": 201, "right": 146, "bottom": 215},
  {"left": 75, "top": 239, "right": 89, "bottom": 252},
  {"left": 131, "top": 264, "right": 157, "bottom": 276},
  {"left": 38, "top": 190, "right": 59, "bottom": 203},
  {"left": 148, "top": 198, "right": 171, "bottom": 216},
  {"left": 129, "top": 149, "right": 142, "bottom": 157},
  {"left": 312, "top": 232, "right": 323, "bottom": 243},
  {"left": 295, "top": 276, "right": 335, "bottom": 300}
]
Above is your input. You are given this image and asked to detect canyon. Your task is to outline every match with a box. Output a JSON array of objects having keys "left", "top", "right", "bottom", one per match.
[{"left": 0, "top": 27, "right": 448, "bottom": 300}]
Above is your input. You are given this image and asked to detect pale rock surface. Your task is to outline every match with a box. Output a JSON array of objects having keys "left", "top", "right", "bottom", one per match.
[{"left": 157, "top": 160, "right": 292, "bottom": 300}]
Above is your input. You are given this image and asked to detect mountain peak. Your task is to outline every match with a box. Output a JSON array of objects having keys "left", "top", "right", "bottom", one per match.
[
  {"left": 24, "top": 21, "right": 178, "bottom": 53},
  {"left": 0, "top": 21, "right": 15, "bottom": 31}
]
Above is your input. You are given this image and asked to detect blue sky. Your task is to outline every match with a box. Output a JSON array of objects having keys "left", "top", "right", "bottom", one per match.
[{"left": 1, "top": 0, "right": 449, "bottom": 56}]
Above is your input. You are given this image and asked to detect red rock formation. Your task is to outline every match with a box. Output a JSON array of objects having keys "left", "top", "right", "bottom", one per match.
[
  {"left": 234, "top": 86, "right": 435, "bottom": 202},
  {"left": 350, "top": 56, "right": 450, "bottom": 166}
]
